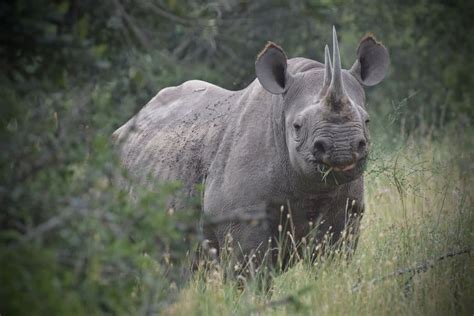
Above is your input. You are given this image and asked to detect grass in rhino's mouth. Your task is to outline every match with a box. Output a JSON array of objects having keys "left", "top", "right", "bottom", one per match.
[
  {"left": 314, "top": 161, "right": 364, "bottom": 184},
  {"left": 321, "top": 166, "right": 333, "bottom": 183},
  {"left": 315, "top": 163, "right": 333, "bottom": 183},
  {"left": 316, "top": 163, "right": 331, "bottom": 174}
]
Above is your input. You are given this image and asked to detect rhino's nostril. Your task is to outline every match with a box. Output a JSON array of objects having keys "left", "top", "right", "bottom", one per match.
[
  {"left": 314, "top": 139, "right": 327, "bottom": 154},
  {"left": 358, "top": 139, "right": 367, "bottom": 151}
]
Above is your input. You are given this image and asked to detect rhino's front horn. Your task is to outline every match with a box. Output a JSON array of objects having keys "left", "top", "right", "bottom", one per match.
[{"left": 326, "top": 26, "right": 345, "bottom": 108}]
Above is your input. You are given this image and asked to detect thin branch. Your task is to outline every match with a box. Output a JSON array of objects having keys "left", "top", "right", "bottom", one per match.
[
  {"left": 113, "top": 0, "right": 150, "bottom": 50},
  {"left": 352, "top": 248, "right": 473, "bottom": 292},
  {"left": 253, "top": 248, "right": 473, "bottom": 312},
  {"left": 20, "top": 207, "right": 89, "bottom": 242},
  {"left": 143, "top": 3, "right": 196, "bottom": 26}
]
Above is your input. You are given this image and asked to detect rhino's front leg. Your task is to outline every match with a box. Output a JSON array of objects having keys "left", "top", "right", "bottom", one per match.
[
  {"left": 214, "top": 219, "right": 275, "bottom": 273},
  {"left": 323, "top": 190, "right": 365, "bottom": 256},
  {"left": 203, "top": 203, "right": 278, "bottom": 273}
]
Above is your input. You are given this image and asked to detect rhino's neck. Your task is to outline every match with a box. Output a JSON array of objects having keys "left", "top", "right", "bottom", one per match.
[
  {"left": 270, "top": 94, "right": 290, "bottom": 168},
  {"left": 269, "top": 93, "right": 312, "bottom": 197}
]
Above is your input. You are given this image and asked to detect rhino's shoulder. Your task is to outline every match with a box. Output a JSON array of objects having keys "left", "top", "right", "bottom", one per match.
[
  {"left": 149, "top": 80, "right": 232, "bottom": 107},
  {"left": 112, "top": 79, "right": 236, "bottom": 187},
  {"left": 112, "top": 80, "right": 233, "bottom": 142}
]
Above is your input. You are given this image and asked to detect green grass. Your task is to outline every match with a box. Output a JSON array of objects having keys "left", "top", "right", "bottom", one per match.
[{"left": 164, "top": 132, "right": 474, "bottom": 316}]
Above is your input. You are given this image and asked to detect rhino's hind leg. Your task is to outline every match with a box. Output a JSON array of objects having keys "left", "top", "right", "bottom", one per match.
[{"left": 191, "top": 223, "right": 220, "bottom": 271}]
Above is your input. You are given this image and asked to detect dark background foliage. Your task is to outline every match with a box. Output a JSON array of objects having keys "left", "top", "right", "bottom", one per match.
[{"left": 1, "top": 0, "right": 473, "bottom": 314}]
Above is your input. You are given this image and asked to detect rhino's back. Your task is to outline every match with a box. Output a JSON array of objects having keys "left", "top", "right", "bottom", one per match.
[
  {"left": 113, "top": 58, "right": 329, "bottom": 199},
  {"left": 113, "top": 80, "right": 240, "bottom": 192}
]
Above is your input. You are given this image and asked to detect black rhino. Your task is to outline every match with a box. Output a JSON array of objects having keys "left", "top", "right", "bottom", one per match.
[{"left": 113, "top": 27, "right": 389, "bottom": 265}]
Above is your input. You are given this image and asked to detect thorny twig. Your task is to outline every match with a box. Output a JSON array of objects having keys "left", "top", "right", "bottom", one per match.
[
  {"left": 351, "top": 248, "right": 473, "bottom": 292},
  {"left": 253, "top": 248, "right": 473, "bottom": 312}
]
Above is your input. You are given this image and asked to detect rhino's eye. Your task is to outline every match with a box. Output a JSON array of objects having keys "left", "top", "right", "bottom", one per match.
[{"left": 293, "top": 122, "right": 302, "bottom": 131}]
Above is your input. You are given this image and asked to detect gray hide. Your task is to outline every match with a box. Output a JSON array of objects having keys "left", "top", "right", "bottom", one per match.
[{"left": 113, "top": 28, "right": 390, "bottom": 264}]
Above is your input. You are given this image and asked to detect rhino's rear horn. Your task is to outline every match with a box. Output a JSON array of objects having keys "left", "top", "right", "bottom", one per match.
[{"left": 318, "top": 45, "right": 332, "bottom": 98}]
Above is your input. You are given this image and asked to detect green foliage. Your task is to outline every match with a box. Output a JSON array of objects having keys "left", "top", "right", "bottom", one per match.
[{"left": 0, "top": 0, "right": 473, "bottom": 314}]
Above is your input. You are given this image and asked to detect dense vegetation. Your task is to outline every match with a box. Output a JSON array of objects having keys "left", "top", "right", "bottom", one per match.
[{"left": 1, "top": 0, "right": 473, "bottom": 315}]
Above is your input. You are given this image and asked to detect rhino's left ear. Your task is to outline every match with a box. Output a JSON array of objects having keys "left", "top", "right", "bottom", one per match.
[
  {"left": 350, "top": 35, "right": 390, "bottom": 86},
  {"left": 255, "top": 42, "right": 292, "bottom": 94}
]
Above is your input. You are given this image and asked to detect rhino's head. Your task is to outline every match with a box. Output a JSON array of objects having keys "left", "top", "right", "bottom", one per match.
[{"left": 256, "top": 27, "right": 389, "bottom": 186}]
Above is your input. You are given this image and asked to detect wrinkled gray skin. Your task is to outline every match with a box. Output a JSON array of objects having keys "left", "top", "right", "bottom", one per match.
[{"left": 113, "top": 28, "right": 389, "bottom": 265}]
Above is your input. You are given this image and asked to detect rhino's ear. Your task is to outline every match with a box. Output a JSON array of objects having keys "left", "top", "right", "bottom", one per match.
[
  {"left": 255, "top": 42, "right": 292, "bottom": 94},
  {"left": 350, "top": 34, "right": 390, "bottom": 86}
]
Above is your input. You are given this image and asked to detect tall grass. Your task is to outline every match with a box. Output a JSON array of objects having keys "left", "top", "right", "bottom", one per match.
[
  {"left": 1, "top": 80, "right": 472, "bottom": 315},
  {"left": 165, "top": 128, "right": 474, "bottom": 315}
]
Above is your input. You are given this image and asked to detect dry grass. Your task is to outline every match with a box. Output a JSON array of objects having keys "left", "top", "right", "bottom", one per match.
[{"left": 164, "top": 134, "right": 474, "bottom": 316}]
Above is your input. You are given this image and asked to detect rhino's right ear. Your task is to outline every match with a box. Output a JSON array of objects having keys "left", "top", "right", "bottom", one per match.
[
  {"left": 350, "top": 34, "right": 390, "bottom": 86},
  {"left": 255, "top": 42, "right": 292, "bottom": 94}
]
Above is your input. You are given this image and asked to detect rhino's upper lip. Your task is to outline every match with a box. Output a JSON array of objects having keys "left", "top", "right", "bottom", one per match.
[
  {"left": 311, "top": 161, "right": 358, "bottom": 174},
  {"left": 332, "top": 163, "right": 356, "bottom": 172}
]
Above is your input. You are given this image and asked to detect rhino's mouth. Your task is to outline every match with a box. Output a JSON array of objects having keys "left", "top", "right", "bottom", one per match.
[
  {"left": 312, "top": 158, "right": 366, "bottom": 184},
  {"left": 314, "top": 162, "right": 356, "bottom": 174},
  {"left": 332, "top": 163, "right": 356, "bottom": 172}
]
